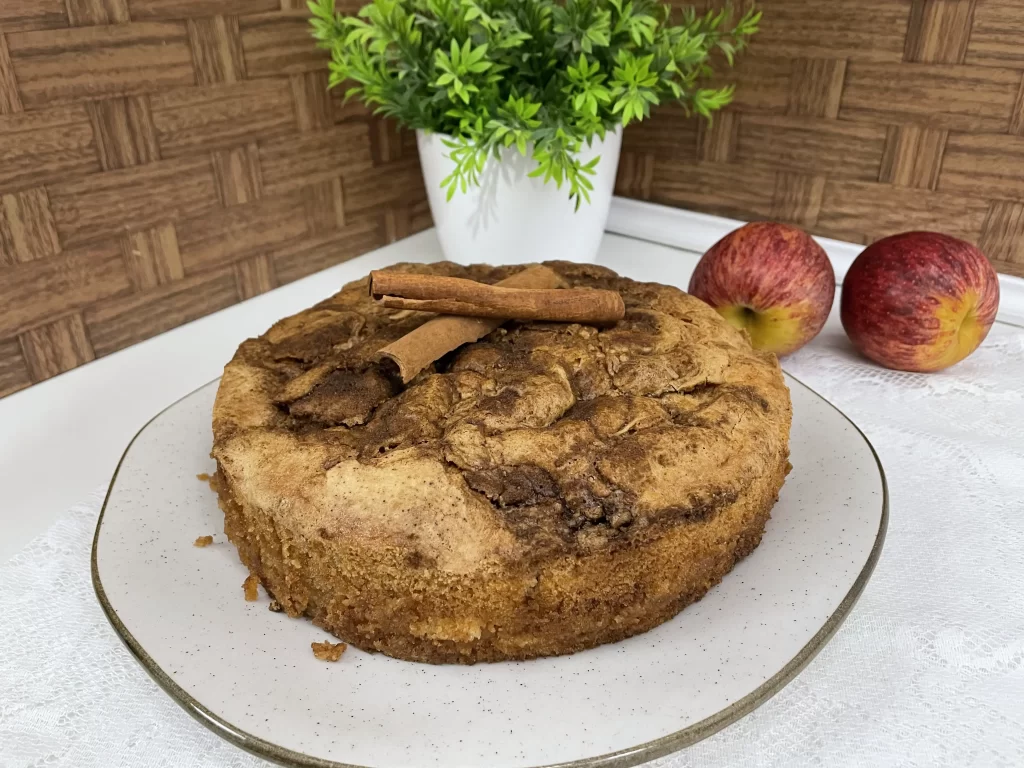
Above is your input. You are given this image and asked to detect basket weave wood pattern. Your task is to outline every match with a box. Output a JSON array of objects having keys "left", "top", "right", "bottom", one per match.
[
  {"left": 2, "top": 0, "right": 1023, "bottom": 397},
  {"left": 0, "top": 0, "right": 429, "bottom": 398},
  {"left": 617, "top": 0, "right": 1024, "bottom": 280}
]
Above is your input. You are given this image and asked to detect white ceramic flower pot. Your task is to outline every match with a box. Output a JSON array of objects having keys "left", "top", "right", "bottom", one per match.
[{"left": 416, "top": 127, "right": 622, "bottom": 265}]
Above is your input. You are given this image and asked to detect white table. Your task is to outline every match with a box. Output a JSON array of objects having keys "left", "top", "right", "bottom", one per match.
[{"left": 2, "top": 223, "right": 1023, "bottom": 767}]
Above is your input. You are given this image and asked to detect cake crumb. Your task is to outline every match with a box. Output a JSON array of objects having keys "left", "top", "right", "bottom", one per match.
[
  {"left": 193, "top": 535, "right": 214, "bottom": 547},
  {"left": 268, "top": 600, "right": 283, "bottom": 613},
  {"left": 243, "top": 574, "right": 259, "bottom": 601},
  {"left": 197, "top": 472, "right": 217, "bottom": 492},
  {"left": 196, "top": 472, "right": 211, "bottom": 482},
  {"left": 311, "top": 640, "right": 347, "bottom": 662}
]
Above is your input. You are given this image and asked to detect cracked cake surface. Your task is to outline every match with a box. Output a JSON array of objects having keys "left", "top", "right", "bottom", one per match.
[{"left": 212, "top": 261, "right": 792, "bottom": 663}]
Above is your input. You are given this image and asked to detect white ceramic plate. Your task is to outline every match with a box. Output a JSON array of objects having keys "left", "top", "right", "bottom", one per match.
[{"left": 93, "top": 373, "right": 886, "bottom": 768}]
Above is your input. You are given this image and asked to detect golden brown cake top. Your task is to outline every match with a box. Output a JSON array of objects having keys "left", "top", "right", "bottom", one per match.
[{"left": 212, "top": 262, "right": 791, "bottom": 574}]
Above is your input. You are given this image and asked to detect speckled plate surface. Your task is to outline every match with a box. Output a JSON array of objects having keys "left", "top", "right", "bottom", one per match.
[{"left": 93, "top": 373, "right": 886, "bottom": 768}]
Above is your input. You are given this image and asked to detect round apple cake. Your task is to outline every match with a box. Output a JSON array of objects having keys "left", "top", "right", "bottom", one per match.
[{"left": 211, "top": 261, "right": 791, "bottom": 664}]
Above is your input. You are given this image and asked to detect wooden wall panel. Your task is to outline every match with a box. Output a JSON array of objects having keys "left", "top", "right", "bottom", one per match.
[
  {"left": 965, "top": 0, "right": 1024, "bottom": 67},
  {"left": 0, "top": 338, "right": 32, "bottom": 398},
  {"left": 786, "top": 58, "right": 846, "bottom": 119},
  {"left": 149, "top": 80, "right": 295, "bottom": 156},
  {"left": 620, "top": 0, "right": 1024, "bottom": 280},
  {"left": 122, "top": 224, "right": 184, "bottom": 290},
  {"left": 272, "top": 216, "right": 384, "bottom": 284},
  {"left": 0, "top": 36, "right": 23, "bottom": 114},
  {"left": 234, "top": 254, "right": 277, "bottom": 300},
  {"left": 259, "top": 124, "right": 372, "bottom": 194},
  {"left": 738, "top": 0, "right": 912, "bottom": 63},
  {"left": 0, "top": 1, "right": 68, "bottom": 34},
  {"left": 66, "top": 0, "right": 131, "bottom": 27},
  {"left": 0, "top": 188, "right": 60, "bottom": 264},
  {"left": 175, "top": 191, "right": 308, "bottom": 272},
  {"left": 4, "top": 0, "right": 1023, "bottom": 398},
  {"left": 211, "top": 144, "right": 263, "bottom": 206},
  {"left": 839, "top": 62, "right": 1020, "bottom": 132},
  {"left": 878, "top": 125, "right": 948, "bottom": 190},
  {"left": 0, "top": 107, "right": 100, "bottom": 191},
  {"left": 6, "top": 23, "right": 195, "bottom": 107},
  {"left": 238, "top": 11, "right": 328, "bottom": 77},
  {"left": 940, "top": 134, "right": 1024, "bottom": 198},
  {"left": 290, "top": 71, "right": 334, "bottom": 131},
  {"left": 979, "top": 202, "right": 1024, "bottom": 269},
  {"left": 650, "top": 161, "right": 778, "bottom": 221},
  {"left": 129, "top": 0, "right": 279, "bottom": 21},
  {"left": 735, "top": 116, "right": 887, "bottom": 180},
  {"left": 718, "top": 56, "right": 793, "bottom": 113},
  {"left": 0, "top": 3, "right": 430, "bottom": 397},
  {"left": 903, "top": 0, "right": 975, "bottom": 64},
  {"left": 19, "top": 315, "right": 96, "bottom": 381},
  {"left": 48, "top": 156, "right": 221, "bottom": 247},
  {"left": 0, "top": 244, "right": 131, "bottom": 337},
  {"left": 86, "top": 96, "right": 161, "bottom": 169},
  {"left": 83, "top": 267, "right": 239, "bottom": 355},
  {"left": 187, "top": 15, "right": 246, "bottom": 85}
]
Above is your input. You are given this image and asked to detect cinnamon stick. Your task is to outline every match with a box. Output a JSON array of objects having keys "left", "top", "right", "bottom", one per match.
[
  {"left": 375, "top": 265, "right": 567, "bottom": 384},
  {"left": 369, "top": 271, "right": 625, "bottom": 325}
]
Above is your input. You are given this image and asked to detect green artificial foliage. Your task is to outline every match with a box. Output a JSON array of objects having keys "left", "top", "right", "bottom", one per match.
[{"left": 309, "top": 0, "right": 759, "bottom": 208}]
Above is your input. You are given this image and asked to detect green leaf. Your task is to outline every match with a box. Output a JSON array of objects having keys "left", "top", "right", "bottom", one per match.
[
  {"left": 308, "top": 0, "right": 331, "bottom": 21},
  {"left": 312, "top": 0, "right": 759, "bottom": 208},
  {"left": 467, "top": 42, "right": 488, "bottom": 63}
]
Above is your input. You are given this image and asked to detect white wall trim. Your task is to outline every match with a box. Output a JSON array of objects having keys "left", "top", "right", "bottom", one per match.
[{"left": 606, "top": 197, "right": 1024, "bottom": 328}]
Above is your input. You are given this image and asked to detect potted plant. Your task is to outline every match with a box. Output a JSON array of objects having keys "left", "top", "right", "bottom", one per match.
[{"left": 309, "top": 0, "right": 759, "bottom": 264}]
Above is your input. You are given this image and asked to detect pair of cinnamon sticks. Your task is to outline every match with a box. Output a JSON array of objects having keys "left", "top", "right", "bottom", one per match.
[{"left": 372, "top": 265, "right": 624, "bottom": 383}]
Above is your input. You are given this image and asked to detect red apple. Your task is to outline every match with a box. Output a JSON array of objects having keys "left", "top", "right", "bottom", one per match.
[
  {"left": 688, "top": 222, "right": 836, "bottom": 355},
  {"left": 840, "top": 232, "right": 999, "bottom": 372}
]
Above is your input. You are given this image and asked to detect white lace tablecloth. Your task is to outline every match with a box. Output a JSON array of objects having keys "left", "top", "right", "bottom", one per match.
[{"left": 3, "top": 319, "right": 1023, "bottom": 768}]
